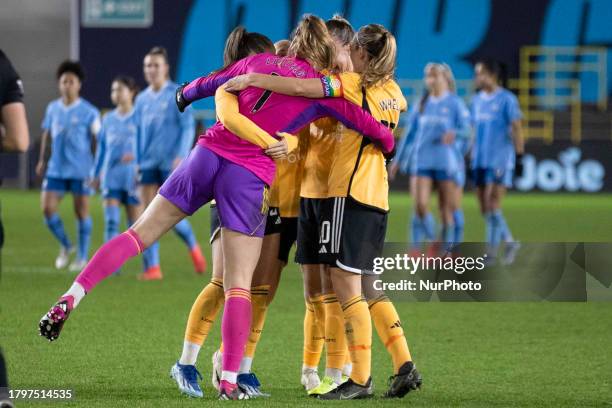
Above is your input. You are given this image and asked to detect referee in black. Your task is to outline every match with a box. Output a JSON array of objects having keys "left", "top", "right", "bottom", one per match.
[{"left": 0, "top": 48, "right": 30, "bottom": 408}]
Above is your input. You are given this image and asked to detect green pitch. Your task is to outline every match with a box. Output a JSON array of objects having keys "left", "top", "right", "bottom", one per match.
[{"left": 1, "top": 190, "right": 611, "bottom": 407}]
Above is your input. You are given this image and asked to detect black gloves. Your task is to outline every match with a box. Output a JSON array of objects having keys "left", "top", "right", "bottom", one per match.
[
  {"left": 515, "top": 153, "right": 524, "bottom": 178},
  {"left": 175, "top": 83, "right": 191, "bottom": 113}
]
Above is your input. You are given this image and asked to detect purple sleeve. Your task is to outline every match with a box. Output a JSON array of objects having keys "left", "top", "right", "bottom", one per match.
[
  {"left": 182, "top": 59, "right": 248, "bottom": 102},
  {"left": 282, "top": 98, "right": 395, "bottom": 153}
]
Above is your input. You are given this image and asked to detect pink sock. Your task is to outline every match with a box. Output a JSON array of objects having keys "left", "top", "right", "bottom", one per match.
[
  {"left": 75, "top": 229, "right": 143, "bottom": 292},
  {"left": 220, "top": 288, "right": 252, "bottom": 382}
]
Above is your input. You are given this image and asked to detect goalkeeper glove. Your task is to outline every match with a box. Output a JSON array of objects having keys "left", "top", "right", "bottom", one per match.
[{"left": 175, "top": 83, "right": 191, "bottom": 113}]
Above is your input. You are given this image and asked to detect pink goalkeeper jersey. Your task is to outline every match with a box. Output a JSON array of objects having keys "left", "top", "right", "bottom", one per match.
[{"left": 182, "top": 53, "right": 394, "bottom": 185}]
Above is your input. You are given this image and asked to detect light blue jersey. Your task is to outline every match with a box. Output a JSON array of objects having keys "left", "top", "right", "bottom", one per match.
[
  {"left": 394, "top": 108, "right": 418, "bottom": 175},
  {"left": 134, "top": 80, "right": 195, "bottom": 171},
  {"left": 470, "top": 88, "right": 522, "bottom": 171},
  {"left": 93, "top": 108, "right": 139, "bottom": 191},
  {"left": 453, "top": 118, "right": 473, "bottom": 186},
  {"left": 410, "top": 92, "right": 471, "bottom": 174},
  {"left": 41, "top": 98, "right": 101, "bottom": 179}
]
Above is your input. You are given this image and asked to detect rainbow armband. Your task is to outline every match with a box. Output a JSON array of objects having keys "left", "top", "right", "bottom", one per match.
[{"left": 321, "top": 74, "right": 343, "bottom": 97}]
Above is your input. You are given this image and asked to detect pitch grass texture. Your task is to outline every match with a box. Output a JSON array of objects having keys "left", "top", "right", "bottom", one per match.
[{"left": 1, "top": 190, "right": 611, "bottom": 407}]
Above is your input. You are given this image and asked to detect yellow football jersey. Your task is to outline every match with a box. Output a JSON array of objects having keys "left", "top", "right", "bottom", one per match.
[
  {"left": 274, "top": 128, "right": 307, "bottom": 217},
  {"left": 269, "top": 175, "right": 281, "bottom": 208},
  {"left": 326, "top": 72, "right": 407, "bottom": 212},
  {"left": 299, "top": 118, "right": 341, "bottom": 199}
]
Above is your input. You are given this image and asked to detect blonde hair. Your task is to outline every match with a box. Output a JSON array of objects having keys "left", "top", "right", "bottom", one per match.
[
  {"left": 419, "top": 62, "right": 457, "bottom": 113},
  {"left": 288, "top": 14, "right": 335, "bottom": 71},
  {"left": 274, "top": 39, "right": 290, "bottom": 57},
  {"left": 354, "top": 24, "right": 396, "bottom": 88},
  {"left": 326, "top": 14, "right": 354, "bottom": 45},
  {"left": 424, "top": 62, "right": 456, "bottom": 92}
]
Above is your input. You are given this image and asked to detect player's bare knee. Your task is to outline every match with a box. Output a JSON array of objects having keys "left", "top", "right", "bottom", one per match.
[
  {"left": 42, "top": 206, "right": 56, "bottom": 218},
  {"left": 304, "top": 280, "right": 321, "bottom": 298},
  {"left": 301, "top": 264, "right": 323, "bottom": 297},
  {"left": 415, "top": 203, "right": 428, "bottom": 218},
  {"left": 361, "top": 274, "right": 383, "bottom": 301},
  {"left": 320, "top": 272, "right": 334, "bottom": 295},
  {"left": 329, "top": 268, "right": 361, "bottom": 303},
  {"left": 75, "top": 208, "right": 89, "bottom": 220},
  {"left": 223, "top": 272, "right": 251, "bottom": 291}
]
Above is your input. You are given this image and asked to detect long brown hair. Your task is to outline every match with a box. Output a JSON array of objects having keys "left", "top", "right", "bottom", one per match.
[
  {"left": 353, "top": 24, "right": 397, "bottom": 88},
  {"left": 288, "top": 14, "right": 335, "bottom": 71},
  {"left": 223, "top": 26, "right": 274, "bottom": 68}
]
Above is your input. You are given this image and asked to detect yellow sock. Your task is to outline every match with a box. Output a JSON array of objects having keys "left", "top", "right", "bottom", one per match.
[
  {"left": 184, "top": 278, "right": 224, "bottom": 345},
  {"left": 245, "top": 285, "right": 271, "bottom": 358},
  {"left": 323, "top": 294, "right": 348, "bottom": 370},
  {"left": 342, "top": 295, "right": 371, "bottom": 386},
  {"left": 303, "top": 296, "right": 325, "bottom": 368},
  {"left": 369, "top": 295, "right": 412, "bottom": 373},
  {"left": 312, "top": 296, "right": 326, "bottom": 335},
  {"left": 344, "top": 351, "right": 351, "bottom": 366}
]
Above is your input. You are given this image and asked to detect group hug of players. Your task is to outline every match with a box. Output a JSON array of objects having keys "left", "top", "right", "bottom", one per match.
[{"left": 36, "top": 13, "right": 523, "bottom": 401}]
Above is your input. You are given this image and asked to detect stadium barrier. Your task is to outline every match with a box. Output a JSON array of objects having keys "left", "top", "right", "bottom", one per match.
[{"left": 389, "top": 140, "right": 612, "bottom": 193}]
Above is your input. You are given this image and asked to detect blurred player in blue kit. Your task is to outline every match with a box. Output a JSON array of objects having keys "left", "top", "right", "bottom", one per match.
[
  {"left": 36, "top": 61, "right": 100, "bottom": 272},
  {"left": 91, "top": 76, "right": 155, "bottom": 274},
  {"left": 471, "top": 59, "right": 524, "bottom": 262},
  {"left": 133, "top": 47, "right": 206, "bottom": 280},
  {"left": 391, "top": 63, "right": 471, "bottom": 251}
]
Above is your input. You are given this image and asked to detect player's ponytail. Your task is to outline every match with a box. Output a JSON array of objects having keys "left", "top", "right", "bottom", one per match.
[
  {"left": 288, "top": 14, "right": 335, "bottom": 71},
  {"left": 326, "top": 14, "right": 354, "bottom": 46},
  {"left": 223, "top": 26, "right": 275, "bottom": 68},
  {"left": 419, "top": 90, "right": 429, "bottom": 114},
  {"left": 354, "top": 24, "right": 397, "bottom": 88},
  {"left": 440, "top": 63, "right": 456, "bottom": 93}
]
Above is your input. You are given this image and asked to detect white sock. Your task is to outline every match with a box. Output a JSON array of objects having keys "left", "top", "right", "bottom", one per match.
[
  {"left": 325, "top": 367, "right": 343, "bottom": 384},
  {"left": 221, "top": 370, "right": 237, "bottom": 384},
  {"left": 302, "top": 364, "right": 318, "bottom": 372},
  {"left": 342, "top": 362, "right": 352, "bottom": 377},
  {"left": 63, "top": 282, "right": 86, "bottom": 308},
  {"left": 178, "top": 341, "right": 201, "bottom": 366},
  {"left": 239, "top": 356, "right": 253, "bottom": 374}
]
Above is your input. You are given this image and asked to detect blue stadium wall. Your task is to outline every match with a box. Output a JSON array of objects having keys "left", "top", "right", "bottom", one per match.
[
  {"left": 79, "top": 0, "right": 612, "bottom": 109},
  {"left": 78, "top": 0, "right": 612, "bottom": 193}
]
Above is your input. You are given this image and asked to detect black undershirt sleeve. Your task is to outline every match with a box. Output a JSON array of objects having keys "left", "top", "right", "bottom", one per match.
[{"left": 0, "top": 49, "right": 24, "bottom": 107}]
